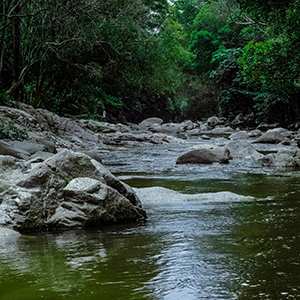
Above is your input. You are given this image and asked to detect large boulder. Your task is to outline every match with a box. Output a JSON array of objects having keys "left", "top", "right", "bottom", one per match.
[
  {"left": 176, "top": 145, "right": 231, "bottom": 164},
  {"left": 0, "top": 140, "right": 31, "bottom": 160},
  {"left": 0, "top": 227, "right": 21, "bottom": 256},
  {"left": 0, "top": 150, "right": 146, "bottom": 232},
  {"left": 139, "top": 117, "right": 163, "bottom": 128},
  {"left": 258, "top": 149, "right": 300, "bottom": 168},
  {"left": 231, "top": 113, "right": 255, "bottom": 128},
  {"left": 181, "top": 120, "right": 196, "bottom": 131},
  {"left": 47, "top": 177, "right": 143, "bottom": 228},
  {"left": 0, "top": 106, "right": 37, "bottom": 130},
  {"left": 210, "top": 126, "right": 235, "bottom": 135},
  {"left": 253, "top": 129, "right": 285, "bottom": 144},
  {"left": 3, "top": 140, "right": 45, "bottom": 155},
  {"left": 226, "top": 140, "right": 263, "bottom": 159},
  {"left": 79, "top": 120, "right": 131, "bottom": 134},
  {"left": 229, "top": 131, "right": 249, "bottom": 140},
  {"left": 102, "top": 132, "right": 181, "bottom": 145},
  {"left": 206, "top": 116, "right": 220, "bottom": 128},
  {"left": 149, "top": 123, "right": 182, "bottom": 135},
  {"left": 249, "top": 129, "right": 262, "bottom": 137}
]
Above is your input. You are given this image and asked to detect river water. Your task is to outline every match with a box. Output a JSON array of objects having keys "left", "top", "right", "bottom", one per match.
[{"left": 1, "top": 138, "right": 300, "bottom": 299}]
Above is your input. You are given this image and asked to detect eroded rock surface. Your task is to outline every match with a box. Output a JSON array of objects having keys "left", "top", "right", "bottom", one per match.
[
  {"left": 0, "top": 150, "right": 146, "bottom": 232},
  {"left": 176, "top": 145, "right": 231, "bottom": 164}
]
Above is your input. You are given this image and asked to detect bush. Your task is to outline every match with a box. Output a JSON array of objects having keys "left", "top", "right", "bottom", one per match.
[{"left": 0, "top": 119, "right": 28, "bottom": 140}]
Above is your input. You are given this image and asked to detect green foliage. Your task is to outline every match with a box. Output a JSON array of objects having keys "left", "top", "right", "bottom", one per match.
[
  {"left": 239, "top": 39, "right": 300, "bottom": 95},
  {"left": 62, "top": 175, "right": 73, "bottom": 188},
  {"left": 0, "top": 119, "right": 28, "bottom": 140},
  {"left": 237, "top": 0, "right": 300, "bottom": 124},
  {"left": 0, "top": 0, "right": 194, "bottom": 122},
  {"left": 186, "top": 1, "right": 243, "bottom": 75},
  {"left": 0, "top": 90, "right": 10, "bottom": 105},
  {"left": 3, "top": 0, "right": 298, "bottom": 126},
  {"left": 174, "top": 74, "right": 220, "bottom": 120},
  {"left": 210, "top": 47, "right": 243, "bottom": 82},
  {"left": 188, "top": 30, "right": 220, "bottom": 73},
  {"left": 252, "top": 92, "right": 288, "bottom": 120},
  {"left": 0, "top": 89, "right": 18, "bottom": 108},
  {"left": 210, "top": 45, "right": 256, "bottom": 121},
  {"left": 174, "top": 0, "right": 203, "bottom": 33}
]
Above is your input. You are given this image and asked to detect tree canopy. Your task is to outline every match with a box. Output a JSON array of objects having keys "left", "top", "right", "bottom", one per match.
[{"left": 1, "top": 0, "right": 300, "bottom": 126}]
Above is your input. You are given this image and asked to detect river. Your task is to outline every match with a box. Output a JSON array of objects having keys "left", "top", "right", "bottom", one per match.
[{"left": 1, "top": 138, "right": 300, "bottom": 299}]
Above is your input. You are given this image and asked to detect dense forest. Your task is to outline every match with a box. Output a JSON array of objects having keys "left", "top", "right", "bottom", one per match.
[{"left": 1, "top": 0, "right": 300, "bottom": 127}]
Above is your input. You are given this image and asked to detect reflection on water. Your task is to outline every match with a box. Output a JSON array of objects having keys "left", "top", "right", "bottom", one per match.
[
  {"left": 1, "top": 196, "right": 300, "bottom": 299},
  {"left": 228, "top": 200, "right": 300, "bottom": 299},
  {"left": 1, "top": 140, "right": 300, "bottom": 299}
]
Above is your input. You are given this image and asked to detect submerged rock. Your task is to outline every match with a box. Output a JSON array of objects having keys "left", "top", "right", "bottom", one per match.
[{"left": 135, "top": 186, "right": 254, "bottom": 204}]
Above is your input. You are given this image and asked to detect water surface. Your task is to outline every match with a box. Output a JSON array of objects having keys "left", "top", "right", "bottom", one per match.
[{"left": 1, "top": 139, "right": 300, "bottom": 299}]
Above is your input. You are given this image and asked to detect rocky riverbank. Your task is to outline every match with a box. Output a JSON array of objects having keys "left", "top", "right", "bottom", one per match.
[{"left": 1, "top": 104, "right": 300, "bottom": 233}]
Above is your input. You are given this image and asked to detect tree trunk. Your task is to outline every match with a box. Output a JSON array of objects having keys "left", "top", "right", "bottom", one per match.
[{"left": 13, "top": 6, "right": 22, "bottom": 101}]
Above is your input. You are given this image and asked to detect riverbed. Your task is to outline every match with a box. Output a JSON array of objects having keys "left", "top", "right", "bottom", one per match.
[{"left": 1, "top": 138, "right": 300, "bottom": 299}]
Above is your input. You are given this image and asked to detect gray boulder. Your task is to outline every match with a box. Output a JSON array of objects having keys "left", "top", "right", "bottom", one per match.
[
  {"left": 0, "top": 150, "right": 146, "bottom": 232},
  {"left": 0, "top": 155, "right": 19, "bottom": 171},
  {"left": 0, "top": 227, "right": 20, "bottom": 237},
  {"left": 253, "top": 129, "right": 285, "bottom": 144},
  {"left": 0, "top": 227, "right": 21, "bottom": 256},
  {"left": 102, "top": 132, "right": 181, "bottom": 145},
  {"left": 272, "top": 128, "right": 293, "bottom": 138},
  {"left": 176, "top": 145, "right": 231, "bottom": 164},
  {"left": 206, "top": 116, "right": 220, "bottom": 128},
  {"left": 149, "top": 123, "right": 182, "bottom": 135},
  {"left": 226, "top": 140, "right": 263, "bottom": 159},
  {"left": 210, "top": 126, "right": 235, "bottom": 135},
  {"left": 30, "top": 137, "right": 56, "bottom": 153},
  {"left": 79, "top": 120, "right": 131, "bottom": 134},
  {"left": 3, "top": 140, "right": 45, "bottom": 155},
  {"left": 47, "top": 177, "right": 144, "bottom": 229},
  {"left": 249, "top": 129, "right": 262, "bottom": 137},
  {"left": 135, "top": 187, "right": 254, "bottom": 204},
  {"left": 229, "top": 131, "right": 249, "bottom": 140},
  {"left": 231, "top": 113, "right": 255, "bottom": 128},
  {"left": 0, "top": 140, "right": 31, "bottom": 160},
  {"left": 200, "top": 124, "right": 210, "bottom": 131},
  {"left": 258, "top": 149, "right": 300, "bottom": 168},
  {"left": 181, "top": 120, "right": 196, "bottom": 131},
  {"left": 139, "top": 117, "right": 163, "bottom": 128}
]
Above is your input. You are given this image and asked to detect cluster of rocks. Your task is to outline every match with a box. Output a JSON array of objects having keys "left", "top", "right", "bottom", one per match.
[
  {"left": 1, "top": 105, "right": 300, "bottom": 234},
  {"left": 175, "top": 120, "right": 300, "bottom": 168}
]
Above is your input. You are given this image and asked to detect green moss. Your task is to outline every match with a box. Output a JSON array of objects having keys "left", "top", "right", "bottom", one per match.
[
  {"left": 0, "top": 118, "right": 28, "bottom": 140},
  {"left": 62, "top": 175, "right": 73, "bottom": 188}
]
